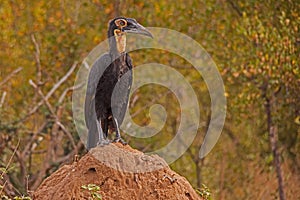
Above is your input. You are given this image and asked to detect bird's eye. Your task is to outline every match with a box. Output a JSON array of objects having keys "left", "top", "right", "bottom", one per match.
[
  {"left": 115, "top": 19, "right": 127, "bottom": 27},
  {"left": 119, "top": 20, "right": 125, "bottom": 26}
]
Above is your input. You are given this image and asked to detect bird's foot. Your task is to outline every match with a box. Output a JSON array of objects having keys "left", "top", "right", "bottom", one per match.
[
  {"left": 97, "top": 139, "right": 111, "bottom": 146},
  {"left": 112, "top": 137, "right": 127, "bottom": 145}
]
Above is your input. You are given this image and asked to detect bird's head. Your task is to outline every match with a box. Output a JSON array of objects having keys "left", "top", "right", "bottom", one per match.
[{"left": 108, "top": 17, "right": 152, "bottom": 54}]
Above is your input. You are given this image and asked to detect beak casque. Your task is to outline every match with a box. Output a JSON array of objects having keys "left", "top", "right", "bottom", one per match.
[{"left": 124, "top": 22, "right": 153, "bottom": 38}]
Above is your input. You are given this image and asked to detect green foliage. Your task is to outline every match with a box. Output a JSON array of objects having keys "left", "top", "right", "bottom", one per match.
[
  {"left": 13, "top": 197, "right": 32, "bottom": 200},
  {"left": 196, "top": 184, "right": 212, "bottom": 200},
  {"left": 81, "top": 184, "right": 102, "bottom": 200},
  {"left": 0, "top": 196, "right": 32, "bottom": 200}
]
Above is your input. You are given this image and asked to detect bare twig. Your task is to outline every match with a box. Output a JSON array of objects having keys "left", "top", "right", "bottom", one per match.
[
  {"left": 56, "top": 121, "right": 77, "bottom": 151},
  {"left": 226, "top": 0, "right": 242, "bottom": 17},
  {"left": 0, "top": 91, "right": 7, "bottom": 108},
  {"left": 58, "top": 82, "right": 85, "bottom": 104},
  {"left": 0, "top": 67, "right": 23, "bottom": 88},
  {"left": 29, "top": 80, "right": 56, "bottom": 115},
  {"left": 26, "top": 175, "right": 33, "bottom": 196},
  {"left": 31, "top": 34, "right": 42, "bottom": 85},
  {"left": 36, "top": 61, "right": 77, "bottom": 106},
  {"left": 83, "top": 60, "right": 90, "bottom": 69},
  {"left": 21, "top": 121, "right": 48, "bottom": 159},
  {"left": 0, "top": 140, "right": 20, "bottom": 196},
  {"left": 13, "top": 148, "right": 27, "bottom": 189},
  {"left": 0, "top": 140, "right": 20, "bottom": 178},
  {"left": 19, "top": 61, "right": 78, "bottom": 122},
  {"left": 31, "top": 34, "right": 43, "bottom": 144},
  {"left": 29, "top": 80, "right": 77, "bottom": 151},
  {"left": 0, "top": 180, "right": 7, "bottom": 196}
]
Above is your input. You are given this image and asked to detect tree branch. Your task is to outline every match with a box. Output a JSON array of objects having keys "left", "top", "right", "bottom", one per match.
[
  {"left": 29, "top": 80, "right": 77, "bottom": 151},
  {"left": 30, "top": 34, "right": 42, "bottom": 85},
  {"left": 226, "top": 0, "right": 242, "bottom": 17},
  {"left": 58, "top": 82, "right": 85, "bottom": 105},
  {"left": 19, "top": 61, "right": 78, "bottom": 123},
  {"left": 0, "top": 67, "right": 23, "bottom": 88},
  {"left": 0, "top": 91, "right": 7, "bottom": 108}
]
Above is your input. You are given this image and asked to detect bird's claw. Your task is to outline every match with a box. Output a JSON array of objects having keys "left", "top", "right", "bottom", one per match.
[
  {"left": 97, "top": 139, "right": 111, "bottom": 146},
  {"left": 112, "top": 137, "right": 127, "bottom": 145}
]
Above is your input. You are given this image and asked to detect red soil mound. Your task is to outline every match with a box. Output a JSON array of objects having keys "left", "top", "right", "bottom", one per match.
[{"left": 33, "top": 143, "right": 202, "bottom": 200}]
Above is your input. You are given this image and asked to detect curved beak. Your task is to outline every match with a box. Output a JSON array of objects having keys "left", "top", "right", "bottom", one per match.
[{"left": 124, "top": 22, "right": 153, "bottom": 38}]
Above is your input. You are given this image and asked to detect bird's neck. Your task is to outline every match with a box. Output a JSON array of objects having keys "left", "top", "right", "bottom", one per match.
[
  {"left": 115, "top": 29, "right": 126, "bottom": 53},
  {"left": 109, "top": 29, "right": 126, "bottom": 58}
]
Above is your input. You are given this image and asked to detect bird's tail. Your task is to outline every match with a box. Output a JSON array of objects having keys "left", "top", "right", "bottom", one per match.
[{"left": 87, "top": 119, "right": 100, "bottom": 150}]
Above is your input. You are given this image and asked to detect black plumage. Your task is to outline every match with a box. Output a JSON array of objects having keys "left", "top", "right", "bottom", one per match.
[{"left": 85, "top": 17, "right": 152, "bottom": 150}]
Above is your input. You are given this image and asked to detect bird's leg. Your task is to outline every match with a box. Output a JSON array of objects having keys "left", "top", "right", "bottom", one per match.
[
  {"left": 103, "top": 118, "right": 108, "bottom": 139},
  {"left": 112, "top": 117, "right": 127, "bottom": 145},
  {"left": 97, "top": 119, "right": 110, "bottom": 146}
]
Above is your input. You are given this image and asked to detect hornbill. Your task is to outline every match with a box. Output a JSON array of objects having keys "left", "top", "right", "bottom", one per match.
[{"left": 85, "top": 17, "right": 152, "bottom": 150}]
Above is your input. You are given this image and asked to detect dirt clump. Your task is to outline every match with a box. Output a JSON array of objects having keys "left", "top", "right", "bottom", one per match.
[{"left": 34, "top": 143, "right": 202, "bottom": 200}]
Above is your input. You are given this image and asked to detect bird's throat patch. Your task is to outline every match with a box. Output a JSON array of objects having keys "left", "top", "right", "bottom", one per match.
[{"left": 114, "top": 29, "right": 126, "bottom": 53}]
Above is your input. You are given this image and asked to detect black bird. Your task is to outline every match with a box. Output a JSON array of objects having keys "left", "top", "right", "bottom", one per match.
[{"left": 85, "top": 17, "right": 152, "bottom": 150}]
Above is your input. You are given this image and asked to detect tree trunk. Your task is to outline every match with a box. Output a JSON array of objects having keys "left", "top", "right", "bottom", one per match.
[
  {"left": 196, "top": 160, "right": 201, "bottom": 188},
  {"left": 265, "top": 96, "right": 285, "bottom": 200}
]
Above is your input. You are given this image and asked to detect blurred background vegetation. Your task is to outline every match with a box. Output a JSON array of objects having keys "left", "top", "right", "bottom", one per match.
[{"left": 0, "top": 0, "right": 299, "bottom": 199}]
